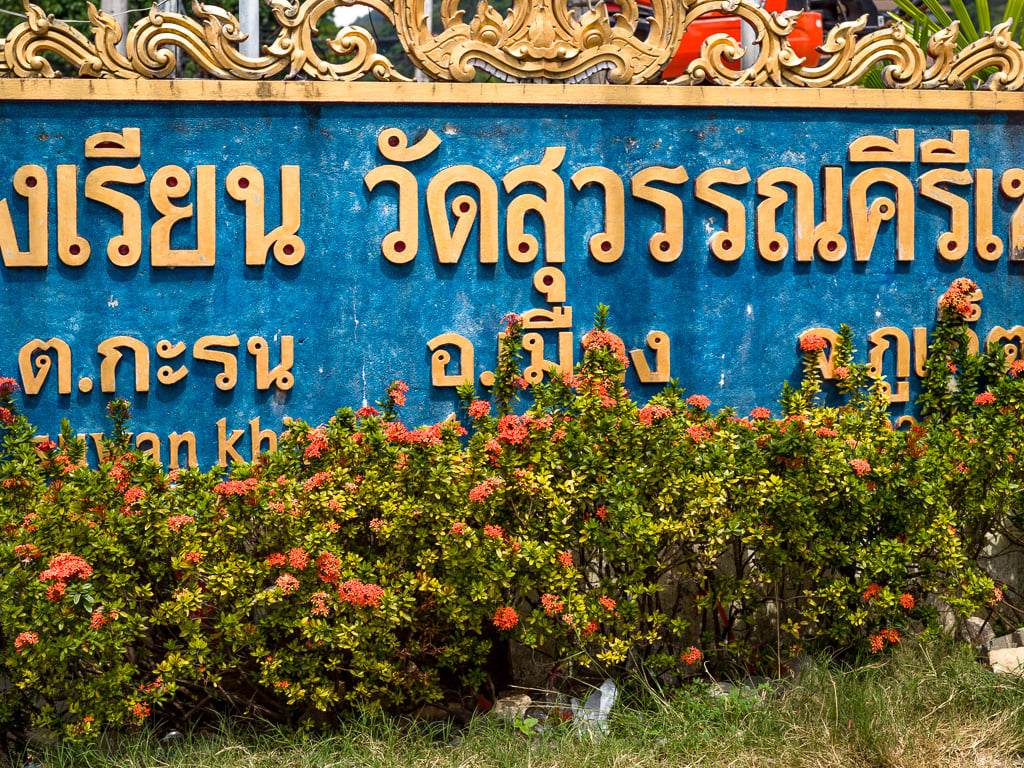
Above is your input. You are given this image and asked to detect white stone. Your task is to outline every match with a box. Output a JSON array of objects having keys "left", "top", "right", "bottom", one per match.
[{"left": 989, "top": 647, "right": 1024, "bottom": 676}]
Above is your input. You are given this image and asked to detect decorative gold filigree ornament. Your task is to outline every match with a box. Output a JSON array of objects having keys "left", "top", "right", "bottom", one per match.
[
  {"left": 2, "top": 0, "right": 1024, "bottom": 87},
  {"left": 394, "top": 0, "right": 683, "bottom": 82}
]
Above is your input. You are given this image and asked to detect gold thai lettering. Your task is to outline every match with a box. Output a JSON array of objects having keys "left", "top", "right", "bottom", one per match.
[
  {"left": 84, "top": 163, "right": 145, "bottom": 267},
  {"left": 155, "top": 340, "right": 188, "bottom": 386},
  {"left": 247, "top": 335, "right": 295, "bottom": 391},
  {"left": 695, "top": 167, "right": 750, "bottom": 262},
  {"left": 225, "top": 165, "right": 304, "bottom": 266},
  {"left": 193, "top": 334, "right": 240, "bottom": 391},
  {"left": 98, "top": 335, "right": 150, "bottom": 393},
  {"left": 426, "top": 165, "right": 499, "bottom": 264},
  {"left": 427, "top": 333, "right": 475, "bottom": 387},
  {"left": 986, "top": 326, "right": 1024, "bottom": 364},
  {"left": 84, "top": 127, "right": 141, "bottom": 159},
  {"left": 849, "top": 129, "right": 915, "bottom": 163},
  {"left": 571, "top": 166, "right": 624, "bottom": 263},
  {"left": 974, "top": 169, "right": 1003, "bottom": 261},
  {"left": 0, "top": 165, "right": 48, "bottom": 267},
  {"left": 18, "top": 338, "right": 72, "bottom": 395},
  {"left": 756, "top": 166, "right": 845, "bottom": 262},
  {"left": 56, "top": 165, "right": 90, "bottom": 266},
  {"left": 364, "top": 128, "right": 441, "bottom": 264},
  {"left": 849, "top": 168, "right": 914, "bottom": 262},
  {"left": 918, "top": 168, "right": 971, "bottom": 262},
  {"left": 867, "top": 326, "right": 912, "bottom": 403},
  {"left": 522, "top": 331, "right": 574, "bottom": 384},
  {"left": 919, "top": 130, "right": 969, "bottom": 164},
  {"left": 150, "top": 164, "right": 217, "bottom": 267},
  {"left": 1000, "top": 168, "right": 1024, "bottom": 261},
  {"left": 629, "top": 331, "right": 670, "bottom": 383},
  {"left": 630, "top": 165, "right": 687, "bottom": 262},
  {"left": 502, "top": 146, "right": 566, "bottom": 264},
  {"left": 532, "top": 266, "right": 566, "bottom": 303}
]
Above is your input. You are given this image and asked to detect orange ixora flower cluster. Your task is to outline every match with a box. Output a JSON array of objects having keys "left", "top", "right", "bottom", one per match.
[
  {"left": 686, "top": 394, "right": 711, "bottom": 410},
  {"left": 469, "top": 477, "right": 503, "bottom": 502},
  {"left": 799, "top": 333, "right": 827, "bottom": 352},
  {"left": 869, "top": 629, "right": 900, "bottom": 653},
  {"left": 39, "top": 553, "right": 93, "bottom": 582},
  {"left": 581, "top": 329, "right": 629, "bottom": 367},
  {"left": 492, "top": 606, "right": 518, "bottom": 630},
  {"left": 14, "top": 631, "right": 39, "bottom": 651},
  {"left": 682, "top": 646, "right": 702, "bottom": 665},
  {"left": 849, "top": 459, "right": 871, "bottom": 477},
  {"left": 167, "top": 514, "right": 195, "bottom": 532},
  {"left": 338, "top": 579, "right": 384, "bottom": 608},
  {"left": 939, "top": 277, "right": 979, "bottom": 317},
  {"left": 638, "top": 404, "right": 672, "bottom": 425},
  {"left": 541, "top": 593, "right": 564, "bottom": 616},
  {"left": 468, "top": 399, "right": 491, "bottom": 419}
]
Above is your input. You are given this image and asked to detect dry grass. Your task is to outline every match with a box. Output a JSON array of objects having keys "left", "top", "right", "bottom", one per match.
[{"left": 12, "top": 639, "right": 1024, "bottom": 768}]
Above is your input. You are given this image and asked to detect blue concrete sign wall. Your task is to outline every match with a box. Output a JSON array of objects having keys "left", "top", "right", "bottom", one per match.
[{"left": 2, "top": 84, "right": 1024, "bottom": 467}]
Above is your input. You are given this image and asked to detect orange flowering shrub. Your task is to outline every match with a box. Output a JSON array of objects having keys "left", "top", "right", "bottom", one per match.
[{"left": 0, "top": 290, "right": 1017, "bottom": 743}]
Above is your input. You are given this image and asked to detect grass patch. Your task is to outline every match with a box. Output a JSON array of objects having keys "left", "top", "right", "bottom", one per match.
[{"left": 11, "top": 638, "right": 1024, "bottom": 768}]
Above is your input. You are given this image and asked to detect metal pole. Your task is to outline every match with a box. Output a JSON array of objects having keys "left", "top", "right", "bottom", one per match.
[
  {"left": 240, "top": 0, "right": 260, "bottom": 58},
  {"left": 101, "top": 0, "right": 130, "bottom": 55},
  {"left": 415, "top": 0, "right": 432, "bottom": 81},
  {"left": 739, "top": 0, "right": 760, "bottom": 71}
]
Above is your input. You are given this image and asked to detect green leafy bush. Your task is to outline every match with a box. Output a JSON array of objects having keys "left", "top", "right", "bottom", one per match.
[{"left": 0, "top": 280, "right": 1017, "bottom": 743}]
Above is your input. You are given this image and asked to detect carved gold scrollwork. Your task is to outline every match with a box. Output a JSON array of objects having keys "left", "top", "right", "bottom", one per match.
[{"left": 4, "top": 0, "right": 1024, "bottom": 87}]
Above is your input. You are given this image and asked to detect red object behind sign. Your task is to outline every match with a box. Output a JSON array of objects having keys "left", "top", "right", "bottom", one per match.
[{"left": 605, "top": 0, "right": 823, "bottom": 79}]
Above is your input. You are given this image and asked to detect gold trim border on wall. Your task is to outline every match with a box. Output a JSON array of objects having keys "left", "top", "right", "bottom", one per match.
[{"left": 1, "top": 0, "right": 1023, "bottom": 88}]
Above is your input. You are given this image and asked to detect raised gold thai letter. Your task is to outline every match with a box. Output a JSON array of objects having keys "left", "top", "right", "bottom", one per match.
[
  {"left": 85, "top": 128, "right": 141, "bottom": 159},
  {"left": 974, "top": 169, "right": 1003, "bottom": 261},
  {"left": 918, "top": 168, "right": 972, "bottom": 262},
  {"left": 755, "top": 167, "right": 846, "bottom": 262},
  {"left": 57, "top": 166, "right": 90, "bottom": 266},
  {"left": 98, "top": 335, "right": 150, "bottom": 393},
  {"left": 247, "top": 335, "right": 294, "bottom": 391},
  {"left": 225, "top": 165, "right": 303, "bottom": 266},
  {"left": 867, "top": 327, "right": 911, "bottom": 403},
  {"left": 150, "top": 165, "right": 217, "bottom": 267},
  {"left": 919, "top": 130, "right": 969, "bottom": 164},
  {"left": 849, "top": 129, "right": 915, "bottom": 163},
  {"left": 193, "top": 335, "right": 240, "bottom": 391},
  {"left": 155, "top": 340, "right": 188, "bottom": 386},
  {"left": 365, "top": 165, "right": 418, "bottom": 264},
  {"left": 630, "top": 166, "right": 687, "bottom": 262},
  {"left": 1000, "top": 169, "right": 1024, "bottom": 261},
  {"left": 522, "top": 331, "right": 574, "bottom": 384},
  {"left": 629, "top": 331, "right": 670, "bottom": 383},
  {"left": 0, "top": 165, "right": 48, "bottom": 268},
  {"left": 571, "top": 166, "right": 625, "bottom": 263},
  {"left": 695, "top": 167, "right": 750, "bottom": 262},
  {"left": 427, "top": 333, "right": 475, "bottom": 387},
  {"left": 19, "top": 338, "right": 71, "bottom": 395},
  {"left": 426, "top": 166, "right": 499, "bottom": 264},
  {"left": 84, "top": 164, "right": 145, "bottom": 267},
  {"left": 849, "top": 168, "right": 915, "bottom": 262},
  {"left": 987, "top": 326, "right": 1024, "bottom": 365},
  {"left": 502, "top": 147, "right": 566, "bottom": 264}
]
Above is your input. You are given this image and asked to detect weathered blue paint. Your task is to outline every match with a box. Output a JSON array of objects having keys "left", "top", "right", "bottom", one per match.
[{"left": 1, "top": 99, "right": 1021, "bottom": 465}]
